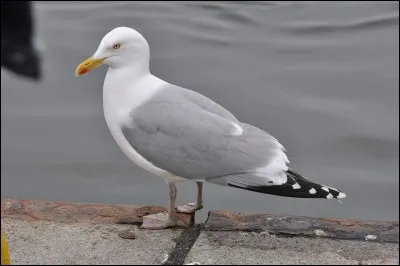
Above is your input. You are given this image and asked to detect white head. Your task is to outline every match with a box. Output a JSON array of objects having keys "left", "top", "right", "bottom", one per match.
[{"left": 75, "top": 27, "right": 150, "bottom": 76}]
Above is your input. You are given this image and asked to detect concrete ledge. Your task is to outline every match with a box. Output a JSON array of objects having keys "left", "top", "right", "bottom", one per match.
[
  {"left": 185, "top": 231, "right": 399, "bottom": 265},
  {"left": 205, "top": 211, "right": 399, "bottom": 243},
  {"left": 1, "top": 199, "right": 194, "bottom": 228},
  {"left": 2, "top": 218, "right": 182, "bottom": 265},
  {"left": 1, "top": 199, "right": 399, "bottom": 265}
]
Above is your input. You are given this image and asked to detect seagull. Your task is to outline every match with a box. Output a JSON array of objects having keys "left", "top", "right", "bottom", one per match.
[{"left": 75, "top": 27, "right": 346, "bottom": 230}]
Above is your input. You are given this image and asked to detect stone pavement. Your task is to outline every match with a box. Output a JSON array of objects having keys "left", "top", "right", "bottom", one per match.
[{"left": 1, "top": 199, "right": 399, "bottom": 265}]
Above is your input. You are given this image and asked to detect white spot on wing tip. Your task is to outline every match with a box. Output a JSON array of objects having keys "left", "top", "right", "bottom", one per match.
[
  {"left": 292, "top": 183, "right": 301, "bottom": 189},
  {"left": 321, "top": 187, "right": 329, "bottom": 192},
  {"left": 338, "top": 192, "right": 346, "bottom": 199},
  {"left": 326, "top": 193, "right": 334, "bottom": 199},
  {"left": 309, "top": 188, "right": 317, "bottom": 194}
]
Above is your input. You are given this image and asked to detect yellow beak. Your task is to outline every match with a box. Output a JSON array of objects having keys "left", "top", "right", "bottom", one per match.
[{"left": 75, "top": 56, "right": 106, "bottom": 77}]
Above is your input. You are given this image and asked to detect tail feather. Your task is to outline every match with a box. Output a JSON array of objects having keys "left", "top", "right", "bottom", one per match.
[{"left": 227, "top": 168, "right": 346, "bottom": 199}]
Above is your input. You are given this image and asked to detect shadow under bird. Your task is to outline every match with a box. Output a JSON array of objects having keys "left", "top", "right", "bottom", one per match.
[{"left": 75, "top": 27, "right": 346, "bottom": 230}]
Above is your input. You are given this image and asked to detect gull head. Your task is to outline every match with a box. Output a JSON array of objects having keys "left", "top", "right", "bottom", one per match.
[{"left": 75, "top": 27, "right": 150, "bottom": 77}]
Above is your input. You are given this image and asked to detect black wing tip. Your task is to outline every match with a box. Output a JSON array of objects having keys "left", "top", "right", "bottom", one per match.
[
  {"left": 228, "top": 183, "right": 346, "bottom": 199},
  {"left": 285, "top": 169, "right": 347, "bottom": 199},
  {"left": 228, "top": 169, "right": 347, "bottom": 200}
]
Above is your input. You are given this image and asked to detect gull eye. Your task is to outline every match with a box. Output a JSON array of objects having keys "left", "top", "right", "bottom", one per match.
[{"left": 113, "top": 43, "right": 121, "bottom": 49}]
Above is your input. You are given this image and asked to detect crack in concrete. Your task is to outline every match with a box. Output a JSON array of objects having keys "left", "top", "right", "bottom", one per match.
[{"left": 163, "top": 224, "right": 204, "bottom": 265}]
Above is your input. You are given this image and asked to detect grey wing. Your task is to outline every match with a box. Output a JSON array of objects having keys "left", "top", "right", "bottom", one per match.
[
  {"left": 181, "top": 87, "right": 240, "bottom": 123},
  {"left": 157, "top": 83, "right": 240, "bottom": 123},
  {"left": 121, "top": 102, "right": 289, "bottom": 186}
]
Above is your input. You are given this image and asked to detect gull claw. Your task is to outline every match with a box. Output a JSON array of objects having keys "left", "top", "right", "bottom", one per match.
[{"left": 176, "top": 203, "right": 203, "bottom": 214}]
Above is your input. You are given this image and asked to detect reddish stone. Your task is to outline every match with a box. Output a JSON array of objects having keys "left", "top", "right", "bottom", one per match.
[
  {"left": 1, "top": 199, "right": 194, "bottom": 228},
  {"left": 205, "top": 210, "right": 399, "bottom": 243}
]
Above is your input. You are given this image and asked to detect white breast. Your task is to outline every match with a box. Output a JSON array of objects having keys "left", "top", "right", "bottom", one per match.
[{"left": 102, "top": 72, "right": 187, "bottom": 183}]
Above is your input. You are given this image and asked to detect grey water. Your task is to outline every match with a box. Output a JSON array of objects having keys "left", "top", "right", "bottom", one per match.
[{"left": 1, "top": 1, "right": 399, "bottom": 222}]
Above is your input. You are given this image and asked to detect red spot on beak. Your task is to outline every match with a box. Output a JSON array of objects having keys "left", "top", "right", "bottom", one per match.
[{"left": 80, "top": 68, "right": 88, "bottom": 75}]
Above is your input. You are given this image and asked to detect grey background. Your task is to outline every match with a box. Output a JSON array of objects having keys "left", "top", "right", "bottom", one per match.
[{"left": 1, "top": 1, "right": 399, "bottom": 222}]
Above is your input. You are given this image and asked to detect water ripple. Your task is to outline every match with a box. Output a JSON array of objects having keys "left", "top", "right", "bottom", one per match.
[{"left": 281, "top": 12, "right": 399, "bottom": 35}]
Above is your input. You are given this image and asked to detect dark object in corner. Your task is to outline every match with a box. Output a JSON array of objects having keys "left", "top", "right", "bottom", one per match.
[{"left": 1, "top": 1, "right": 41, "bottom": 80}]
